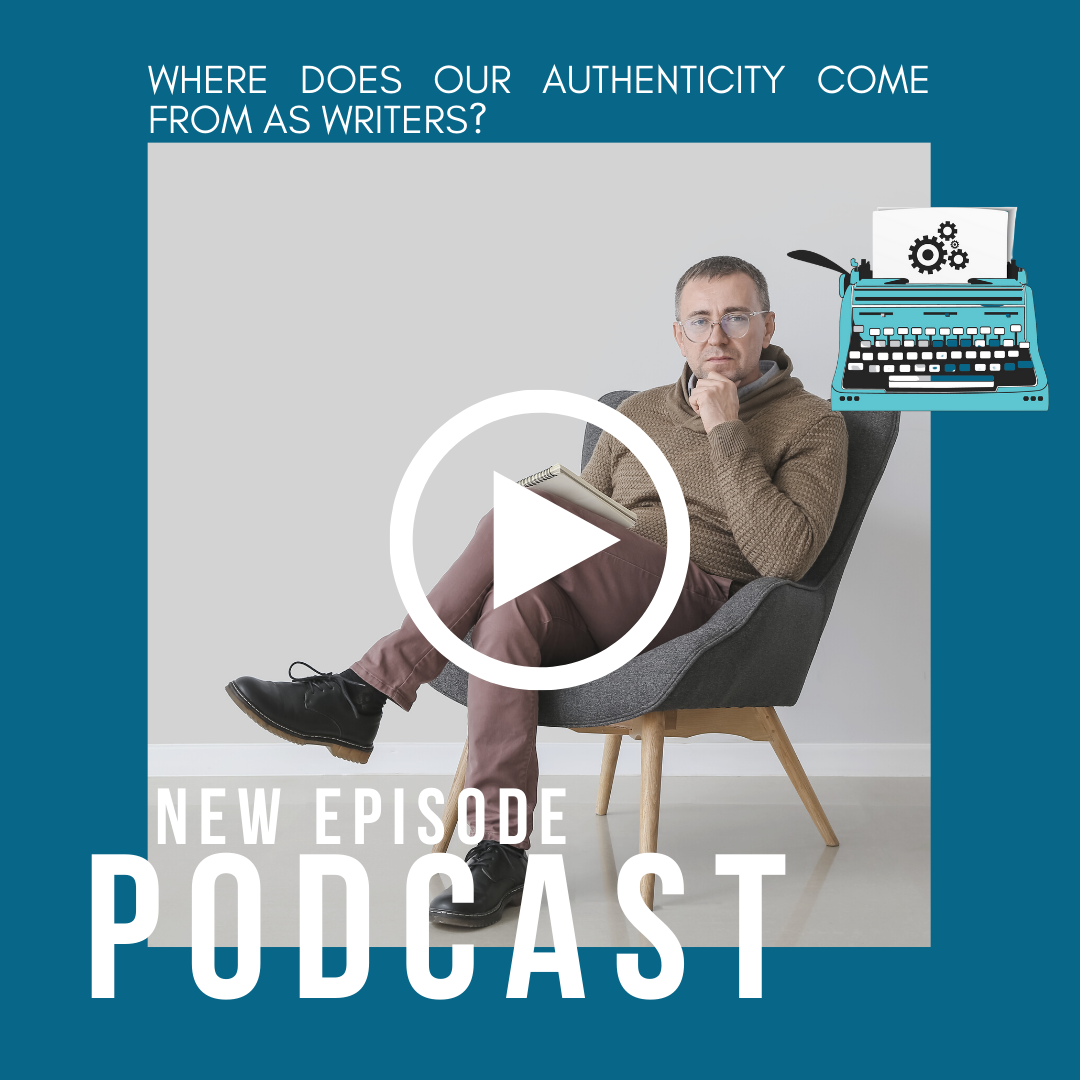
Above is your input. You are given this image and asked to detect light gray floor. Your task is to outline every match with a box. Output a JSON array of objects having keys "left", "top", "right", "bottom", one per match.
[{"left": 147, "top": 775, "right": 929, "bottom": 948}]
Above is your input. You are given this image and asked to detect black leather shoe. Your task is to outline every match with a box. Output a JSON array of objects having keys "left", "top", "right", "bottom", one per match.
[
  {"left": 430, "top": 840, "right": 528, "bottom": 928},
  {"left": 226, "top": 662, "right": 386, "bottom": 764}
]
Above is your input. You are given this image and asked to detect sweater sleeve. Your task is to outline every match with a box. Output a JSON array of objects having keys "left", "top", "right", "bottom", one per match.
[
  {"left": 580, "top": 430, "right": 615, "bottom": 496},
  {"left": 707, "top": 412, "right": 848, "bottom": 580}
]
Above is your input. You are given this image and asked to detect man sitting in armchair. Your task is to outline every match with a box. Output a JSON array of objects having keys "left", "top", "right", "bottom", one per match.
[{"left": 226, "top": 255, "right": 848, "bottom": 928}]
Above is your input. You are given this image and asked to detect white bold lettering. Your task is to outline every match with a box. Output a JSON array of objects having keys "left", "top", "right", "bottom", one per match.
[
  {"left": 191, "top": 853, "right": 261, "bottom": 999},
  {"left": 157, "top": 788, "right": 186, "bottom": 845},
  {"left": 715, "top": 854, "right": 786, "bottom": 998},
  {"left": 238, "top": 787, "right": 279, "bottom": 844},
  {"left": 354, "top": 789, "right": 382, "bottom": 843},
  {"left": 316, "top": 788, "right": 341, "bottom": 844},
  {"left": 298, "top": 854, "right": 369, "bottom": 998},
  {"left": 616, "top": 854, "right": 684, "bottom": 999},
  {"left": 405, "top": 854, "right": 474, "bottom": 998},
  {"left": 91, "top": 855, "right": 159, "bottom": 997},
  {"left": 457, "top": 787, "right": 485, "bottom": 844},
  {"left": 201, "top": 788, "right": 225, "bottom": 844},
  {"left": 506, "top": 855, "right": 583, "bottom": 998}
]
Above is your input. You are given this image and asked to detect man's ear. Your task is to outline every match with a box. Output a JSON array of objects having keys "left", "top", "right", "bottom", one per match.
[
  {"left": 672, "top": 321, "right": 686, "bottom": 356},
  {"left": 762, "top": 311, "right": 776, "bottom": 349}
]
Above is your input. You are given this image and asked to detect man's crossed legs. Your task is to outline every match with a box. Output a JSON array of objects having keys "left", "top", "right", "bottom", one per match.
[{"left": 227, "top": 495, "right": 730, "bottom": 926}]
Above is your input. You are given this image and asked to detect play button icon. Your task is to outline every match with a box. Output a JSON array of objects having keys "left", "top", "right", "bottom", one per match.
[
  {"left": 492, "top": 472, "right": 621, "bottom": 609},
  {"left": 390, "top": 390, "right": 688, "bottom": 691}
]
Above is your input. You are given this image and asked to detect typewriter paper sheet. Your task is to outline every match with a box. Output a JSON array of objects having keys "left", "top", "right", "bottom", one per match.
[{"left": 873, "top": 207, "right": 1013, "bottom": 281}]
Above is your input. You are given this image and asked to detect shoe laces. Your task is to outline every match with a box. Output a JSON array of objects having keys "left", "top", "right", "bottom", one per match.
[
  {"left": 288, "top": 661, "right": 364, "bottom": 720},
  {"left": 465, "top": 840, "right": 524, "bottom": 868}
]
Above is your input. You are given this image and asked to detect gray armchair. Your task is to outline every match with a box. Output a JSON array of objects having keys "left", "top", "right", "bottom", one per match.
[{"left": 430, "top": 395, "right": 901, "bottom": 905}]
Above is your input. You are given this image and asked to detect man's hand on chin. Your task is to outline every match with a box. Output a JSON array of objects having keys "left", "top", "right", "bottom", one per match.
[{"left": 689, "top": 371, "right": 740, "bottom": 432}]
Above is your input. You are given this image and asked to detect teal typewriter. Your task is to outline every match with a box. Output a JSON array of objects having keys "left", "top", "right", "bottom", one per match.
[{"left": 790, "top": 209, "right": 1048, "bottom": 412}]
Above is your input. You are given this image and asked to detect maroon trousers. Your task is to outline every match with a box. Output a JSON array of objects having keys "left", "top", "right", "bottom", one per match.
[{"left": 353, "top": 495, "right": 730, "bottom": 847}]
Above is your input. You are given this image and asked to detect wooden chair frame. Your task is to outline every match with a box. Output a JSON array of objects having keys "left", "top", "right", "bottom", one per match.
[{"left": 431, "top": 706, "right": 837, "bottom": 909}]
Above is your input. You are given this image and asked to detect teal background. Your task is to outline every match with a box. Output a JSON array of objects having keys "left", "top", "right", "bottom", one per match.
[{"left": 5, "top": 0, "right": 1074, "bottom": 1074}]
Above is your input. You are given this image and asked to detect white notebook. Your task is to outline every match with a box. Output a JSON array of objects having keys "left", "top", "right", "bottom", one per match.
[{"left": 517, "top": 463, "right": 636, "bottom": 528}]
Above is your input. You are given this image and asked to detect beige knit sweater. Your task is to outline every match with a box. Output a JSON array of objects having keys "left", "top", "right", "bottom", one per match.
[{"left": 581, "top": 345, "right": 848, "bottom": 583}]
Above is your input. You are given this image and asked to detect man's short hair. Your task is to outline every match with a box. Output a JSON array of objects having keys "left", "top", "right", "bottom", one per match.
[{"left": 674, "top": 256, "right": 771, "bottom": 319}]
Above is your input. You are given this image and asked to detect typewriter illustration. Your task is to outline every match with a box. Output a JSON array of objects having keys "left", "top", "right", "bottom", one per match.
[{"left": 790, "top": 208, "right": 1048, "bottom": 412}]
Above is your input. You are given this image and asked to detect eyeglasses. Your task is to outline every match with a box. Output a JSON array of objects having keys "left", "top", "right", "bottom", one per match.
[{"left": 677, "top": 310, "right": 771, "bottom": 343}]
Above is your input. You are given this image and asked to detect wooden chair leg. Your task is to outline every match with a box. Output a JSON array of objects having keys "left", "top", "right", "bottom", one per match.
[
  {"left": 431, "top": 739, "right": 469, "bottom": 853},
  {"left": 596, "top": 733, "right": 622, "bottom": 816},
  {"left": 638, "top": 711, "right": 667, "bottom": 909},
  {"left": 760, "top": 707, "right": 839, "bottom": 847}
]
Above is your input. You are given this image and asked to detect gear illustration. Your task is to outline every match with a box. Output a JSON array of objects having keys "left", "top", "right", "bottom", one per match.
[
  {"left": 908, "top": 234, "right": 947, "bottom": 274},
  {"left": 938, "top": 220, "right": 958, "bottom": 241},
  {"left": 951, "top": 240, "right": 959, "bottom": 248},
  {"left": 946, "top": 248, "right": 969, "bottom": 270}
]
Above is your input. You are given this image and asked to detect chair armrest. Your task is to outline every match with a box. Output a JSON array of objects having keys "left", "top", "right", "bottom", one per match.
[{"left": 536, "top": 575, "right": 823, "bottom": 727}]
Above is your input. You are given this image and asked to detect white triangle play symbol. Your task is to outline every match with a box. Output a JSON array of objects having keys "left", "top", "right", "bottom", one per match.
[{"left": 492, "top": 472, "right": 620, "bottom": 609}]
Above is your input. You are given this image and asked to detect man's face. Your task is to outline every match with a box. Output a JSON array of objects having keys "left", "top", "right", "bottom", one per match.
[{"left": 673, "top": 272, "right": 776, "bottom": 388}]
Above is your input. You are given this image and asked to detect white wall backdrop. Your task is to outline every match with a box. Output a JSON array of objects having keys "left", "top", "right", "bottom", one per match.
[{"left": 148, "top": 143, "right": 930, "bottom": 757}]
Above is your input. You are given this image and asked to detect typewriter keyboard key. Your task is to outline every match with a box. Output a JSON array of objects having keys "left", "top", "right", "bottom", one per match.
[
  {"left": 869, "top": 328, "right": 880, "bottom": 336},
  {"left": 906, "top": 351, "right": 918, "bottom": 360},
  {"left": 1010, "top": 324, "right": 1022, "bottom": 332},
  {"left": 975, "top": 339, "right": 986, "bottom": 346},
  {"left": 1008, "top": 350, "right": 1019, "bottom": 357},
  {"left": 911, "top": 327, "right": 923, "bottom": 335},
  {"left": 862, "top": 352, "right": 873, "bottom": 361},
  {"left": 990, "top": 364, "right": 1001, "bottom": 371},
  {"left": 914, "top": 364, "right": 926, "bottom": 372},
  {"left": 921, "top": 351, "right": 933, "bottom": 360},
  {"left": 980, "top": 326, "right": 990, "bottom": 335},
  {"left": 849, "top": 350, "right": 861, "bottom": 359},
  {"left": 897, "top": 327, "right": 909, "bottom": 335},
  {"left": 853, "top": 324, "right": 864, "bottom": 333},
  {"left": 877, "top": 340, "right": 888, "bottom": 348},
  {"left": 869, "top": 365, "right": 880, "bottom": 373},
  {"left": 899, "top": 365, "right": 911, "bottom": 372},
  {"left": 904, "top": 339, "right": 915, "bottom": 347},
  {"left": 965, "top": 351, "right": 976, "bottom": 359},
  {"left": 979, "top": 350, "right": 991, "bottom": 359},
  {"left": 889, "top": 338, "right": 902, "bottom": 347},
  {"left": 918, "top": 338, "right": 929, "bottom": 346},
  {"left": 994, "top": 350, "right": 1005, "bottom": 359},
  {"left": 884, "top": 327, "right": 894, "bottom": 336},
  {"left": 966, "top": 327, "right": 977, "bottom": 335},
  {"left": 883, "top": 365, "right": 895, "bottom": 373},
  {"left": 936, "top": 351, "right": 947, "bottom": 360},
  {"left": 848, "top": 363, "right": 864, "bottom": 370},
  {"left": 861, "top": 338, "right": 871, "bottom": 346},
  {"left": 929, "top": 365, "right": 940, "bottom": 372},
  {"left": 945, "top": 364, "right": 956, "bottom": 372},
  {"left": 994, "top": 327, "right": 1005, "bottom": 335},
  {"left": 975, "top": 364, "right": 987, "bottom": 371},
  {"left": 1020, "top": 342, "right": 1029, "bottom": 348},
  {"left": 951, "top": 351, "right": 962, "bottom": 359},
  {"left": 952, "top": 327, "right": 963, "bottom": 336},
  {"left": 1003, "top": 338, "right": 1014, "bottom": 346},
  {"left": 1004, "top": 363, "right": 1015, "bottom": 371},
  {"left": 960, "top": 364, "right": 971, "bottom": 371}
]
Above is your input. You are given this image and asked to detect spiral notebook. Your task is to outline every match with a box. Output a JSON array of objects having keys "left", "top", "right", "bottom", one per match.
[{"left": 517, "top": 463, "right": 637, "bottom": 528}]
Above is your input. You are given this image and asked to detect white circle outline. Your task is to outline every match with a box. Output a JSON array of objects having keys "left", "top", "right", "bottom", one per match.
[{"left": 389, "top": 390, "right": 690, "bottom": 691}]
